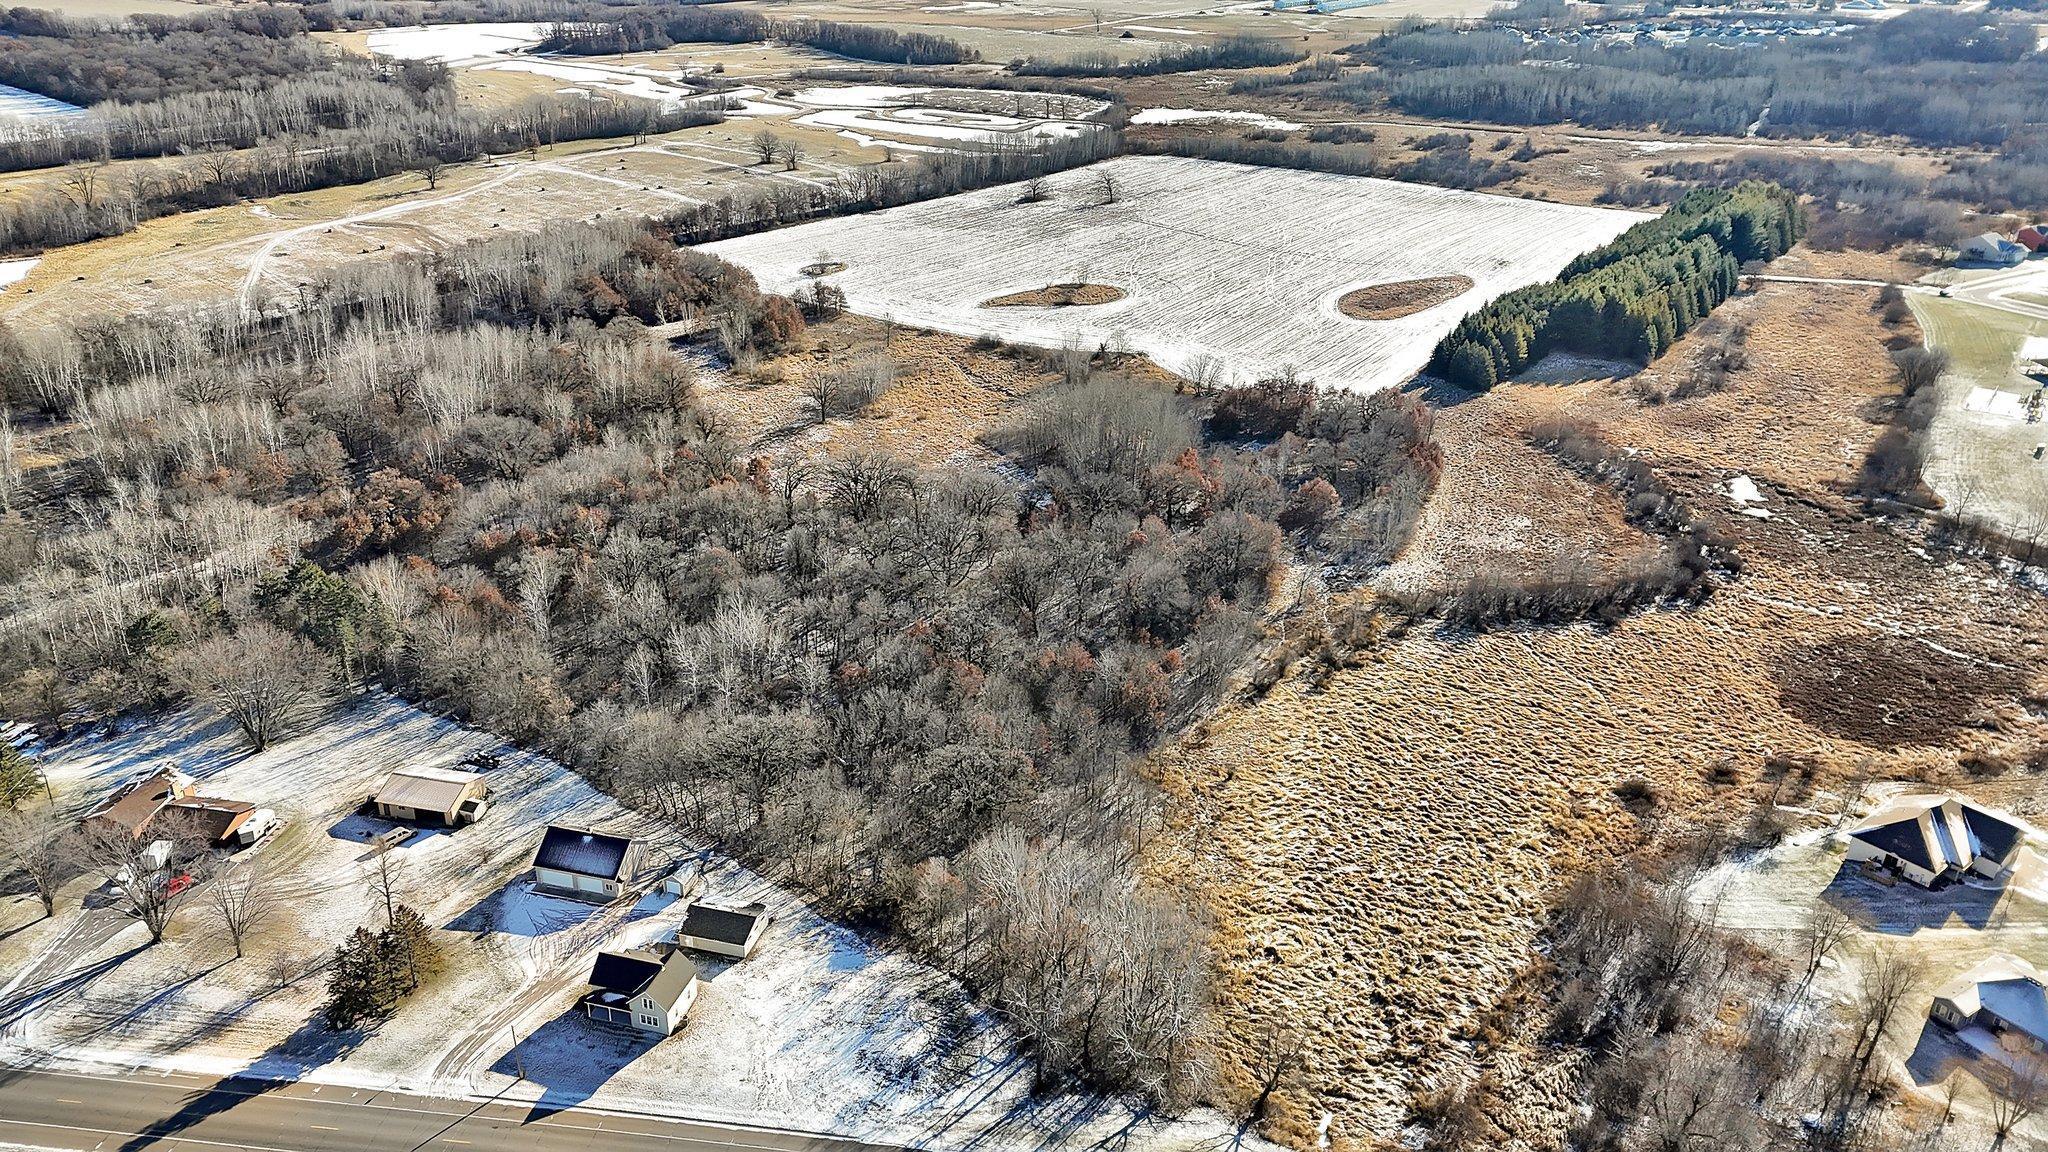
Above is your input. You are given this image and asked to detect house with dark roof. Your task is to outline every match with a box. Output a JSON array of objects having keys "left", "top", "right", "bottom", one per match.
[
  {"left": 82, "top": 765, "right": 197, "bottom": 840},
  {"left": 582, "top": 944, "right": 699, "bottom": 1036},
  {"left": 1844, "top": 793, "right": 2026, "bottom": 889},
  {"left": 162, "top": 797, "right": 260, "bottom": 846},
  {"left": 369, "top": 766, "right": 489, "bottom": 826},
  {"left": 676, "top": 900, "right": 771, "bottom": 960},
  {"left": 530, "top": 825, "right": 643, "bottom": 902},
  {"left": 1933, "top": 955, "right": 2048, "bottom": 1056}
]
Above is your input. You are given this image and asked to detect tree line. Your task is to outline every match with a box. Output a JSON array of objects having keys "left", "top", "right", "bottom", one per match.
[
  {"left": 1339, "top": 11, "right": 2048, "bottom": 147},
  {"left": 0, "top": 5, "right": 323, "bottom": 108},
  {"left": 1430, "top": 181, "right": 1801, "bottom": 390},
  {"left": 536, "top": 6, "right": 978, "bottom": 65}
]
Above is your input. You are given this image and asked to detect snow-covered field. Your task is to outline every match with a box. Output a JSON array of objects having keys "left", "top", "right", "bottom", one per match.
[
  {"left": 363, "top": 21, "right": 553, "bottom": 66},
  {"left": 705, "top": 156, "right": 1653, "bottom": 391},
  {"left": 1129, "top": 107, "right": 1303, "bottom": 130},
  {"left": 0, "top": 83, "right": 84, "bottom": 121},
  {"left": 0, "top": 696, "right": 1242, "bottom": 1151}
]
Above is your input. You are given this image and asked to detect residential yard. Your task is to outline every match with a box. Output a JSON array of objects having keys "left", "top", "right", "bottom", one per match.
[
  {"left": 1906, "top": 277, "right": 2048, "bottom": 542},
  {"left": 1703, "top": 782, "right": 2048, "bottom": 1149},
  {"left": 0, "top": 694, "right": 1250, "bottom": 1151},
  {"left": 706, "top": 155, "right": 1651, "bottom": 392}
]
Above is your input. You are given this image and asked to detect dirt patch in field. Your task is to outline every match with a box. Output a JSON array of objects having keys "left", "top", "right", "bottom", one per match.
[
  {"left": 979, "top": 282, "right": 1126, "bottom": 308},
  {"left": 1777, "top": 634, "right": 2026, "bottom": 749},
  {"left": 801, "top": 261, "right": 847, "bottom": 277},
  {"left": 701, "top": 316, "right": 1055, "bottom": 464},
  {"left": 1338, "top": 274, "right": 1473, "bottom": 320}
]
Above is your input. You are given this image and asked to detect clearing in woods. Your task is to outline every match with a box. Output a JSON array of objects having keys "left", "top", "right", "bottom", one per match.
[{"left": 705, "top": 155, "right": 1650, "bottom": 392}]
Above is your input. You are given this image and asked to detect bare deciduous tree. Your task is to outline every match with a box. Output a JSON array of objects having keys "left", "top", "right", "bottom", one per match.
[
  {"left": 1795, "top": 904, "right": 1857, "bottom": 1000},
  {"left": 171, "top": 622, "right": 335, "bottom": 751},
  {"left": 0, "top": 804, "right": 76, "bottom": 918},
  {"left": 207, "top": 855, "right": 283, "bottom": 959},
  {"left": 84, "top": 811, "right": 209, "bottom": 945},
  {"left": 410, "top": 156, "right": 447, "bottom": 191},
  {"left": 751, "top": 129, "right": 781, "bottom": 165},
  {"left": 1988, "top": 1044, "right": 2048, "bottom": 1151}
]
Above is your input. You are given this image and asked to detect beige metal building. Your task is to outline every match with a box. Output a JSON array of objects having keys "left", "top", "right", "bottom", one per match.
[{"left": 368, "top": 766, "right": 490, "bottom": 826}]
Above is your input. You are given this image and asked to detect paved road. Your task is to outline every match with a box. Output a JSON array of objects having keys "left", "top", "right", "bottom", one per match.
[{"left": 0, "top": 1066, "right": 899, "bottom": 1152}]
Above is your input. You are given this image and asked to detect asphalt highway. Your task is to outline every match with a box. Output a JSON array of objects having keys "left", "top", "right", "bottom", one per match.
[{"left": 0, "top": 1066, "right": 900, "bottom": 1152}]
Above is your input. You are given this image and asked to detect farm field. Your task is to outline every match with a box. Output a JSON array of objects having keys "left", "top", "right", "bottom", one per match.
[
  {"left": 705, "top": 155, "right": 1652, "bottom": 391},
  {"left": 1146, "top": 277, "right": 2048, "bottom": 1146},
  {"left": 0, "top": 695, "right": 1251, "bottom": 1152},
  {"left": 1907, "top": 270, "right": 2048, "bottom": 541},
  {"left": 724, "top": 0, "right": 1493, "bottom": 62},
  {"left": 0, "top": 120, "right": 881, "bottom": 327}
]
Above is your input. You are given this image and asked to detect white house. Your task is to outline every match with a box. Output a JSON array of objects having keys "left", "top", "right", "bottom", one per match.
[
  {"left": 582, "top": 946, "right": 699, "bottom": 1036},
  {"left": 676, "top": 900, "right": 771, "bottom": 960},
  {"left": 530, "top": 825, "right": 643, "bottom": 902},
  {"left": 1960, "top": 232, "right": 2027, "bottom": 267},
  {"left": 1844, "top": 793, "right": 2026, "bottom": 889},
  {"left": 1932, "top": 955, "right": 2048, "bottom": 1056}
]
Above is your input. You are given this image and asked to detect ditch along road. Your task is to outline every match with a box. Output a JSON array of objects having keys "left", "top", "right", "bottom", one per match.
[{"left": 0, "top": 1066, "right": 899, "bottom": 1152}]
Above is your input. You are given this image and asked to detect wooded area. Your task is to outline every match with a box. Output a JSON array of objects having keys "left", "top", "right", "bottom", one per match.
[
  {"left": 1430, "top": 181, "right": 1801, "bottom": 389},
  {"left": 1347, "top": 11, "right": 2045, "bottom": 147}
]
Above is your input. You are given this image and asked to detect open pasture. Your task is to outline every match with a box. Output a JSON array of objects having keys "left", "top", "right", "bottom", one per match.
[
  {"left": 705, "top": 155, "right": 1651, "bottom": 391},
  {"left": 0, "top": 121, "right": 877, "bottom": 326}
]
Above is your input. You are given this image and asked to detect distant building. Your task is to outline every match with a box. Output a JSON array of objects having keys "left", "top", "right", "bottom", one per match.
[
  {"left": 676, "top": 900, "right": 771, "bottom": 960},
  {"left": 82, "top": 765, "right": 196, "bottom": 840},
  {"left": 1844, "top": 793, "right": 2026, "bottom": 889},
  {"left": 1961, "top": 232, "right": 2027, "bottom": 266},
  {"left": 1932, "top": 955, "right": 2048, "bottom": 1054},
  {"left": 530, "top": 825, "right": 643, "bottom": 902},
  {"left": 369, "top": 766, "right": 489, "bottom": 826},
  {"left": 582, "top": 945, "right": 699, "bottom": 1036}
]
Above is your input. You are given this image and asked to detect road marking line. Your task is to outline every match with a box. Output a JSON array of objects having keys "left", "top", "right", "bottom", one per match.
[{"left": 311, "top": 1123, "right": 339, "bottom": 1130}]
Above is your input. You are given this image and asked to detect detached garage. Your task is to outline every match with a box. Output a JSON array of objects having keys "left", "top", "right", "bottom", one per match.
[
  {"left": 530, "top": 825, "right": 643, "bottom": 902},
  {"left": 369, "top": 766, "right": 489, "bottom": 826}
]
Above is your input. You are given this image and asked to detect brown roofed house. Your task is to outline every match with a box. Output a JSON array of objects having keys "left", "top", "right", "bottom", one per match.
[{"left": 82, "top": 765, "right": 197, "bottom": 839}]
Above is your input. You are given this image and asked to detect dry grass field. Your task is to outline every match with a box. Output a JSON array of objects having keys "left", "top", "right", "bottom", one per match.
[
  {"left": 1147, "top": 277, "right": 2048, "bottom": 1148},
  {"left": 0, "top": 120, "right": 880, "bottom": 328},
  {"left": 697, "top": 316, "right": 1161, "bottom": 465}
]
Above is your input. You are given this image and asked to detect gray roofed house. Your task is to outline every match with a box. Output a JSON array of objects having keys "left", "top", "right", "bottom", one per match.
[
  {"left": 677, "top": 900, "right": 771, "bottom": 960},
  {"left": 1844, "top": 793, "right": 2027, "bottom": 889},
  {"left": 1932, "top": 955, "right": 2048, "bottom": 1057},
  {"left": 582, "top": 944, "right": 699, "bottom": 1036},
  {"left": 530, "top": 825, "right": 644, "bottom": 902}
]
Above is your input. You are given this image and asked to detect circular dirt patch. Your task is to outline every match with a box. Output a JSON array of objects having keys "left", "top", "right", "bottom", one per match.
[
  {"left": 1338, "top": 275, "right": 1474, "bottom": 321},
  {"left": 980, "top": 283, "right": 1126, "bottom": 308},
  {"left": 800, "top": 261, "right": 847, "bottom": 277}
]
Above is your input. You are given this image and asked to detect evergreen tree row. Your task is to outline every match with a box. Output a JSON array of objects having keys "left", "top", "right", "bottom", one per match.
[{"left": 1428, "top": 182, "right": 1800, "bottom": 390}]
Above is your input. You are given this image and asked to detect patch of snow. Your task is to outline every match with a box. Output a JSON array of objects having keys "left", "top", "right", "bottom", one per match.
[
  {"left": 1131, "top": 107, "right": 1302, "bottom": 130},
  {"left": 790, "top": 85, "right": 932, "bottom": 108},
  {"left": 363, "top": 22, "right": 552, "bottom": 66},
  {"left": 0, "top": 83, "right": 84, "bottom": 122},
  {"left": 1726, "top": 473, "right": 1773, "bottom": 518},
  {"left": 0, "top": 257, "right": 37, "bottom": 292}
]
